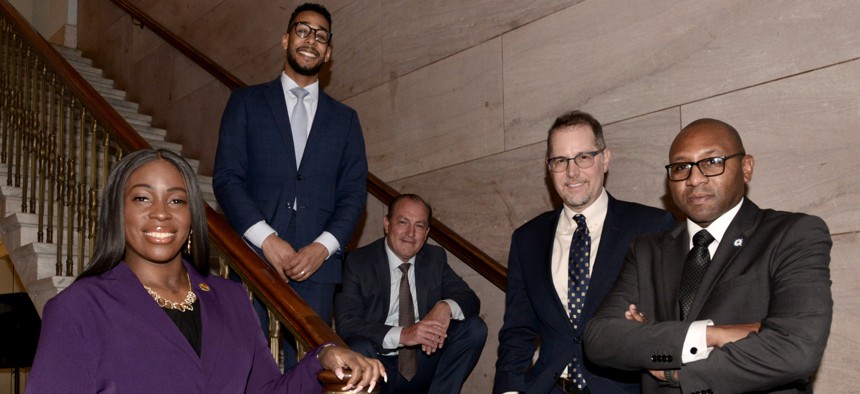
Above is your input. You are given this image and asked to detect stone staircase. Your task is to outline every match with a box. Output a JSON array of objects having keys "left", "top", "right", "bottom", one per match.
[{"left": 0, "top": 45, "right": 220, "bottom": 314}]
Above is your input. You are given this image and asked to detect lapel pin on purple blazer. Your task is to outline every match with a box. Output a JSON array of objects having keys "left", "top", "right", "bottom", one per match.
[
  {"left": 199, "top": 283, "right": 210, "bottom": 292},
  {"left": 733, "top": 238, "right": 744, "bottom": 247}
]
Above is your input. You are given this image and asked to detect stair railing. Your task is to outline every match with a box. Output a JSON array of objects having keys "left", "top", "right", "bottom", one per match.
[{"left": 0, "top": 1, "right": 356, "bottom": 392}]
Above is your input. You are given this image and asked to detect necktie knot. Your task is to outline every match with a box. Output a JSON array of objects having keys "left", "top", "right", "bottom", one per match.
[
  {"left": 291, "top": 87, "right": 309, "bottom": 100},
  {"left": 573, "top": 214, "right": 589, "bottom": 237},
  {"left": 693, "top": 230, "right": 714, "bottom": 247},
  {"left": 398, "top": 262, "right": 411, "bottom": 275}
]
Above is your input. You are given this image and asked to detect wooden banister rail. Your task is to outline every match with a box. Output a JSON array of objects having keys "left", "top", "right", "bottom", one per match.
[{"left": 0, "top": 0, "right": 336, "bottom": 351}]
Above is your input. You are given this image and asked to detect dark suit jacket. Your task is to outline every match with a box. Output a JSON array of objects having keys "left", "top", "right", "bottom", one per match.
[
  {"left": 585, "top": 199, "right": 833, "bottom": 393},
  {"left": 27, "top": 261, "right": 325, "bottom": 393},
  {"left": 494, "top": 194, "right": 676, "bottom": 394},
  {"left": 213, "top": 77, "right": 368, "bottom": 284},
  {"left": 335, "top": 238, "right": 481, "bottom": 353}
]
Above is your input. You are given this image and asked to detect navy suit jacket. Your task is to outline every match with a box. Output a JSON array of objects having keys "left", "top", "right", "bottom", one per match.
[
  {"left": 335, "top": 238, "right": 481, "bottom": 353},
  {"left": 494, "top": 194, "right": 675, "bottom": 394},
  {"left": 585, "top": 199, "right": 832, "bottom": 393},
  {"left": 213, "top": 77, "right": 368, "bottom": 284},
  {"left": 27, "top": 261, "right": 325, "bottom": 393}
]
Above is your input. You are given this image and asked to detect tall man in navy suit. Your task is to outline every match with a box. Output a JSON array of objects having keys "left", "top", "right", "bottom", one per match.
[
  {"left": 585, "top": 119, "right": 832, "bottom": 393},
  {"left": 494, "top": 111, "right": 676, "bottom": 394},
  {"left": 335, "top": 194, "right": 487, "bottom": 394},
  {"left": 213, "top": 3, "right": 368, "bottom": 362}
]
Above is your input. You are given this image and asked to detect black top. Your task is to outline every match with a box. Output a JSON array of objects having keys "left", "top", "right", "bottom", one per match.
[{"left": 162, "top": 299, "right": 202, "bottom": 357}]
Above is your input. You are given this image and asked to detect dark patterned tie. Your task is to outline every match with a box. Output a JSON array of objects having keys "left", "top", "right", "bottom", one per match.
[
  {"left": 397, "top": 263, "right": 417, "bottom": 381},
  {"left": 567, "top": 214, "right": 590, "bottom": 390},
  {"left": 679, "top": 230, "right": 715, "bottom": 320}
]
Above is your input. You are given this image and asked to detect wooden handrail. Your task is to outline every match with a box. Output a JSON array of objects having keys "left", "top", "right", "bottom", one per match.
[
  {"left": 103, "top": 1, "right": 508, "bottom": 292},
  {"left": 0, "top": 0, "right": 337, "bottom": 349}
]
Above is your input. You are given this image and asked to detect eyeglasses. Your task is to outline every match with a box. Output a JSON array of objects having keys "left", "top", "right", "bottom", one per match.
[
  {"left": 664, "top": 152, "right": 745, "bottom": 181},
  {"left": 292, "top": 22, "right": 331, "bottom": 44},
  {"left": 546, "top": 150, "right": 604, "bottom": 172}
]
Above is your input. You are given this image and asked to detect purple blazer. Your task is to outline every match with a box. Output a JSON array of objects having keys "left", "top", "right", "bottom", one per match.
[{"left": 27, "top": 261, "right": 325, "bottom": 393}]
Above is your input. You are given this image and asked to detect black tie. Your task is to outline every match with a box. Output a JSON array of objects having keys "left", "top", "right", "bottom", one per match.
[
  {"left": 397, "top": 263, "right": 417, "bottom": 381},
  {"left": 567, "top": 214, "right": 590, "bottom": 390},
  {"left": 679, "top": 230, "right": 714, "bottom": 320}
]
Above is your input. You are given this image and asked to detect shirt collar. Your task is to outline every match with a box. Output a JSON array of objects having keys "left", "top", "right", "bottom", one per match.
[
  {"left": 560, "top": 187, "right": 608, "bottom": 232},
  {"left": 686, "top": 197, "right": 745, "bottom": 246},
  {"left": 280, "top": 71, "right": 320, "bottom": 101},
  {"left": 384, "top": 239, "right": 415, "bottom": 271}
]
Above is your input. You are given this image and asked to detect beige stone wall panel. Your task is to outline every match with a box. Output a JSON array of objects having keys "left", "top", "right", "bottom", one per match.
[
  {"left": 603, "top": 109, "right": 682, "bottom": 215},
  {"left": 389, "top": 142, "right": 554, "bottom": 263},
  {"left": 681, "top": 60, "right": 860, "bottom": 235},
  {"left": 346, "top": 38, "right": 504, "bottom": 182},
  {"left": 324, "top": 0, "right": 383, "bottom": 99},
  {"left": 815, "top": 232, "right": 860, "bottom": 392},
  {"left": 502, "top": 0, "right": 860, "bottom": 151},
  {"left": 379, "top": 0, "right": 582, "bottom": 83}
]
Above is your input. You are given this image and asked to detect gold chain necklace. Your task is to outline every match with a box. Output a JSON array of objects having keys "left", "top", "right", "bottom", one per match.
[{"left": 143, "top": 273, "right": 197, "bottom": 312}]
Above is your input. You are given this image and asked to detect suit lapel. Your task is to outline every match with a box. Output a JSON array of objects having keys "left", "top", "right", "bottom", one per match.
[
  {"left": 262, "top": 78, "right": 298, "bottom": 171},
  {"left": 686, "top": 200, "right": 760, "bottom": 320},
  {"left": 540, "top": 208, "right": 574, "bottom": 329},
  {"left": 414, "top": 247, "right": 431, "bottom": 318},
  {"left": 192, "top": 268, "right": 224, "bottom": 378},
  {"left": 372, "top": 240, "right": 393, "bottom": 322},
  {"left": 109, "top": 263, "right": 202, "bottom": 366},
  {"left": 301, "top": 90, "right": 334, "bottom": 169},
  {"left": 587, "top": 197, "right": 621, "bottom": 318},
  {"left": 657, "top": 224, "right": 689, "bottom": 321}
]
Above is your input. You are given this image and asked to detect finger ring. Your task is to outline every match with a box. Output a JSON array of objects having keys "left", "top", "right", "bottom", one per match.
[{"left": 299, "top": 270, "right": 306, "bottom": 276}]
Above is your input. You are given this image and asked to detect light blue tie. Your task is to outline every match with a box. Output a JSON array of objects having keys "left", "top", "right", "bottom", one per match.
[{"left": 290, "top": 87, "right": 310, "bottom": 167}]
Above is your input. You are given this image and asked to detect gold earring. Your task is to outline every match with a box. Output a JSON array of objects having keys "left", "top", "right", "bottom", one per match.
[{"left": 186, "top": 229, "right": 193, "bottom": 255}]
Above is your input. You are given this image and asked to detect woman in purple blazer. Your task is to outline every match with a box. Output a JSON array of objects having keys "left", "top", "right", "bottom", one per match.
[{"left": 26, "top": 149, "right": 384, "bottom": 393}]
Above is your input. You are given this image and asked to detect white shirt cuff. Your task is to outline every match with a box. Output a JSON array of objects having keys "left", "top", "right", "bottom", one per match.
[
  {"left": 682, "top": 319, "right": 714, "bottom": 363},
  {"left": 244, "top": 221, "right": 276, "bottom": 248},
  {"left": 384, "top": 326, "right": 403, "bottom": 352},
  {"left": 314, "top": 231, "right": 340, "bottom": 259},
  {"left": 441, "top": 300, "right": 464, "bottom": 320}
]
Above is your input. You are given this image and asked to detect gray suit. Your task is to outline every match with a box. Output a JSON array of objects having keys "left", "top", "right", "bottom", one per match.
[{"left": 585, "top": 199, "right": 832, "bottom": 393}]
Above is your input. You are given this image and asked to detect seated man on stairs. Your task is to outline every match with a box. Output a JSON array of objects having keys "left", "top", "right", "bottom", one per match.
[{"left": 335, "top": 193, "right": 487, "bottom": 394}]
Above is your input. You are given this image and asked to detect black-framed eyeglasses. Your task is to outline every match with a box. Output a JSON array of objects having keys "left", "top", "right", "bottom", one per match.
[
  {"left": 292, "top": 22, "right": 331, "bottom": 44},
  {"left": 664, "top": 152, "right": 746, "bottom": 181},
  {"left": 546, "top": 150, "right": 604, "bottom": 172}
]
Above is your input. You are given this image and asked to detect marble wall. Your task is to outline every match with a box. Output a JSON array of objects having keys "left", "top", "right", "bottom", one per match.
[{"left": 74, "top": 0, "right": 859, "bottom": 392}]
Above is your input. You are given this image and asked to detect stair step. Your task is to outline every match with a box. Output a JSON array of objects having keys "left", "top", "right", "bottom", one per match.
[
  {"left": 2, "top": 43, "right": 227, "bottom": 314},
  {"left": 27, "top": 275, "right": 76, "bottom": 314}
]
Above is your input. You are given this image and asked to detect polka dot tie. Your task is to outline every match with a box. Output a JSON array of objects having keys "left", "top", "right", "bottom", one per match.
[{"left": 567, "top": 214, "right": 590, "bottom": 390}]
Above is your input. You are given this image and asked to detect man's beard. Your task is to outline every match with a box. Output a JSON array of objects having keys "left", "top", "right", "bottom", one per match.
[{"left": 287, "top": 49, "right": 324, "bottom": 77}]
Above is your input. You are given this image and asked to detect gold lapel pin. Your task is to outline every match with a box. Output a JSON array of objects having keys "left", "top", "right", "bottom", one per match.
[{"left": 199, "top": 283, "right": 210, "bottom": 292}]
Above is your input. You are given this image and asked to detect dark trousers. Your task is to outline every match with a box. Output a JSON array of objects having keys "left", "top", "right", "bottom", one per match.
[{"left": 345, "top": 315, "right": 487, "bottom": 394}]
